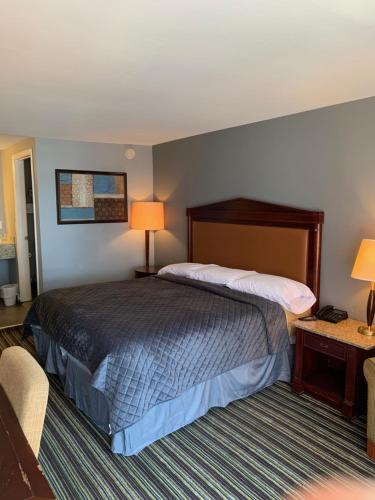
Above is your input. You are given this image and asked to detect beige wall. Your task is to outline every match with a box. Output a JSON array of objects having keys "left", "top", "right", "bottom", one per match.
[
  {"left": 0, "top": 154, "right": 4, "bottom": 238},
  {"left": 0, "top": 138, "right": 35, "bottom": 242}
]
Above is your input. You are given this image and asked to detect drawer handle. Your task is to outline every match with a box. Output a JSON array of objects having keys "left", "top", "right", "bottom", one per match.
[{"left": 319, "top": 342, "right": 329, "bottom": 349}]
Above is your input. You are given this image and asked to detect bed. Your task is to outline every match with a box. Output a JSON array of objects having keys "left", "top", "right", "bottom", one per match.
[{"left": 25, "top": 198, "right": 324, "bottom": 455}]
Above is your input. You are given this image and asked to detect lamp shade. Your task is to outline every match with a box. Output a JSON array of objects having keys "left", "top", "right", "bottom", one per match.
[
  {"left": 351, "top": 239, "right": 375, "bottom": 282},
  {"left": 131, "top": 201, "right": 164, "bottom": 230}
]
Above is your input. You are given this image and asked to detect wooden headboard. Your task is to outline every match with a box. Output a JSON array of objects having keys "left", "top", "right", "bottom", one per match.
[{"left": 186, "top": 198, "right": 324, "bottom": 312}]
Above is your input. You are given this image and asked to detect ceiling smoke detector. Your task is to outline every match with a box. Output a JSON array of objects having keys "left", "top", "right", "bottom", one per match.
[{"left": 125, "top": 148, "right": 136, "bottom": 160}]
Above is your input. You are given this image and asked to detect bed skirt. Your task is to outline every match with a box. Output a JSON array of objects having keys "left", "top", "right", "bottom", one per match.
[{"left": 32, "top": 326, "right": 293, "bottom": 456}]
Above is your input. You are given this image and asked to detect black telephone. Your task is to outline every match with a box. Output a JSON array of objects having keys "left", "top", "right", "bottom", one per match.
[{"left": 301, "top": 305, "right": 348, "bottom": 324}]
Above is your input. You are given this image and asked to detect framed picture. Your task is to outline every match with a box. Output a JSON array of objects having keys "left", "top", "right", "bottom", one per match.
[{"left": 55, "top": 169, "right": 128, "bottom": 224}]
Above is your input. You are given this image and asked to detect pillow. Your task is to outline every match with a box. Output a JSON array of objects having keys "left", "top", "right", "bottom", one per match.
[
  {"left": 158, "top": 262, "right": 212, "bottom": 277},
  {"left": 189, "top": 265, "right": 256, "bottom": 285},
  {"left": 229, "top": 273, "right": 316, "bottom": 314}
]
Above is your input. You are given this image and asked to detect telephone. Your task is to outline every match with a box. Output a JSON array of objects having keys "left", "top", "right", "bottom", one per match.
[{"left": 300, "top": 305, "right": 348, "bottom": 324}]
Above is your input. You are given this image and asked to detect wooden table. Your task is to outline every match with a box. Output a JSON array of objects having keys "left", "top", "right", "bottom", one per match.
[
  {"left": 135, "top": 265, "right": 163, "bottom": 278},
  {"left": 292, "top": 318, "right": 375, "bottom": 419},
  {"left": 0, "top": 385, "right": 54, "bottom": 499}
]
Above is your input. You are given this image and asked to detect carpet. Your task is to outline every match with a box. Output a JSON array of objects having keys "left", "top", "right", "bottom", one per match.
[{"left": 1, "top": 327, "right": 375, "bottom": 499}]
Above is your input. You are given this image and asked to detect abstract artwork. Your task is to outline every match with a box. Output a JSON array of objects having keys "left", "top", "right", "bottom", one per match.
[{"left": 55, "top": 170, "right": 127, "bottom": 224}]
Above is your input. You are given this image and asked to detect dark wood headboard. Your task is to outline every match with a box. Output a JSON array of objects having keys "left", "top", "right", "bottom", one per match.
[{"left": 186, "top": 198, "right": 324, "bottom": 312}]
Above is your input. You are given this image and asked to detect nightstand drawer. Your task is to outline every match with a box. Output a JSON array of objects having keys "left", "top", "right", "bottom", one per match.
[{"left": 304, "top": 332, "right": 346, "bottom": 360}]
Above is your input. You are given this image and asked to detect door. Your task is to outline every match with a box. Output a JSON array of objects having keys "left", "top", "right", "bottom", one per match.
[
  {"left": 23, "top": 158, "right": 38, "bottom": 298},
  {"left": 12, "top": 150, "right": 40, "bottom": 302}
]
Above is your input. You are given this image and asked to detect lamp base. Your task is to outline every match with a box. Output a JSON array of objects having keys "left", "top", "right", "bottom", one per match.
[{"left": 358, "top": 325, "right": 375, "bottom": 336}]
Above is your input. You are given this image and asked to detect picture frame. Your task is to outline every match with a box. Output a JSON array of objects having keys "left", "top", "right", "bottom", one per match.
[{"left": 55, "top": 169, "right": 128, "bottom": 224}]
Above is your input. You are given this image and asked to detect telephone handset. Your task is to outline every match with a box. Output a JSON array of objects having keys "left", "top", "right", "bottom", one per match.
[{"left": 301, "top": 305, "right": 348, "bottom": 324}]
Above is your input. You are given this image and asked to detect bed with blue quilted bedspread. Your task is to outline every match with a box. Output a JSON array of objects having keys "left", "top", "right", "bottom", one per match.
[{"left": 25, "top": 274, "right": 290, "bottom": 435}]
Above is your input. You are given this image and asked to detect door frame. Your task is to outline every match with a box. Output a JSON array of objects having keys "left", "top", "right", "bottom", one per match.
[{"left": 12, "top": 148, "right": 41, "bottom": 301}]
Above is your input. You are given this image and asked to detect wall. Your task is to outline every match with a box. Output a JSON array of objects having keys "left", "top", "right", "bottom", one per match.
[
  {"left": 0, "top": 262, "right": 9, "bottom": 284},
  {"left": 0, "top": 139, "right": 35, "bottom": 285},
  {"left": 0, "top": 138, "right": 35, "bottom": 242},
  {"left": 0, "top": 153, "right": 6, "bottom": 284},
  {"left": 0, "top": 154, "right": 4, "bottom": 237},
  {"left": 34, "top": 139, "right": 153, "bottom": 290},
  {"left": 153, "top": 96, "right": 375, "bottom": 321}
]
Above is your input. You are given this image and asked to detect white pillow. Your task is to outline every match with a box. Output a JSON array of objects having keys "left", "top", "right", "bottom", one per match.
[
  {"left": 158, "top": 262, "right": 212, "bottom": 277},
  {"left": 229, "top": 273, "right": 316, "bottom": 314},
  {"left": 189, "top": 265, "right": 256, "bottom": 286}
]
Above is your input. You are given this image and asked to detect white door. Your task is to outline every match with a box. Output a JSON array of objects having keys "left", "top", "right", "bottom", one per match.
[{"left": 12, "top": 149, "right": 39, "bottom": 302}]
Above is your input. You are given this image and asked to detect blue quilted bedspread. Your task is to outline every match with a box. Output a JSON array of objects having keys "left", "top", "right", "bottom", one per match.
[{"left": 25, "top": 274, "right": 289, "bottom": 433}]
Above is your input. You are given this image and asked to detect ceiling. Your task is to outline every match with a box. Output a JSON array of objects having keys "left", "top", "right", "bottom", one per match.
[{"left": 0, "top": 0, "right": 375, "bottom": 146}]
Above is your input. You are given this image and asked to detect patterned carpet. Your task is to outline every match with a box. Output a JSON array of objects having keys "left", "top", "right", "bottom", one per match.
[{"left": 1, "top": 327, "right": 375, "bottom": 499}]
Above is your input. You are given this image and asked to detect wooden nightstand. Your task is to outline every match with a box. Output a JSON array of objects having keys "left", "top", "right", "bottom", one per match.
[
  {"left": 135, "top": 266, "right": 163, "bottom": 279},
  {"left": 292, "top": 318, "right": 375, "bottom": 419}
]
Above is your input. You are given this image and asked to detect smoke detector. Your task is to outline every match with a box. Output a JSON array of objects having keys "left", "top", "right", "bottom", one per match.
[{"left": 125, "top": 147, "right": 136, "bottom": 160}]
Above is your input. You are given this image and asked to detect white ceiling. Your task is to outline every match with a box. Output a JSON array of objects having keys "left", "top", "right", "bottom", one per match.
[{"left": 0, "top": 0, "right": 375, "bottom": 146}]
